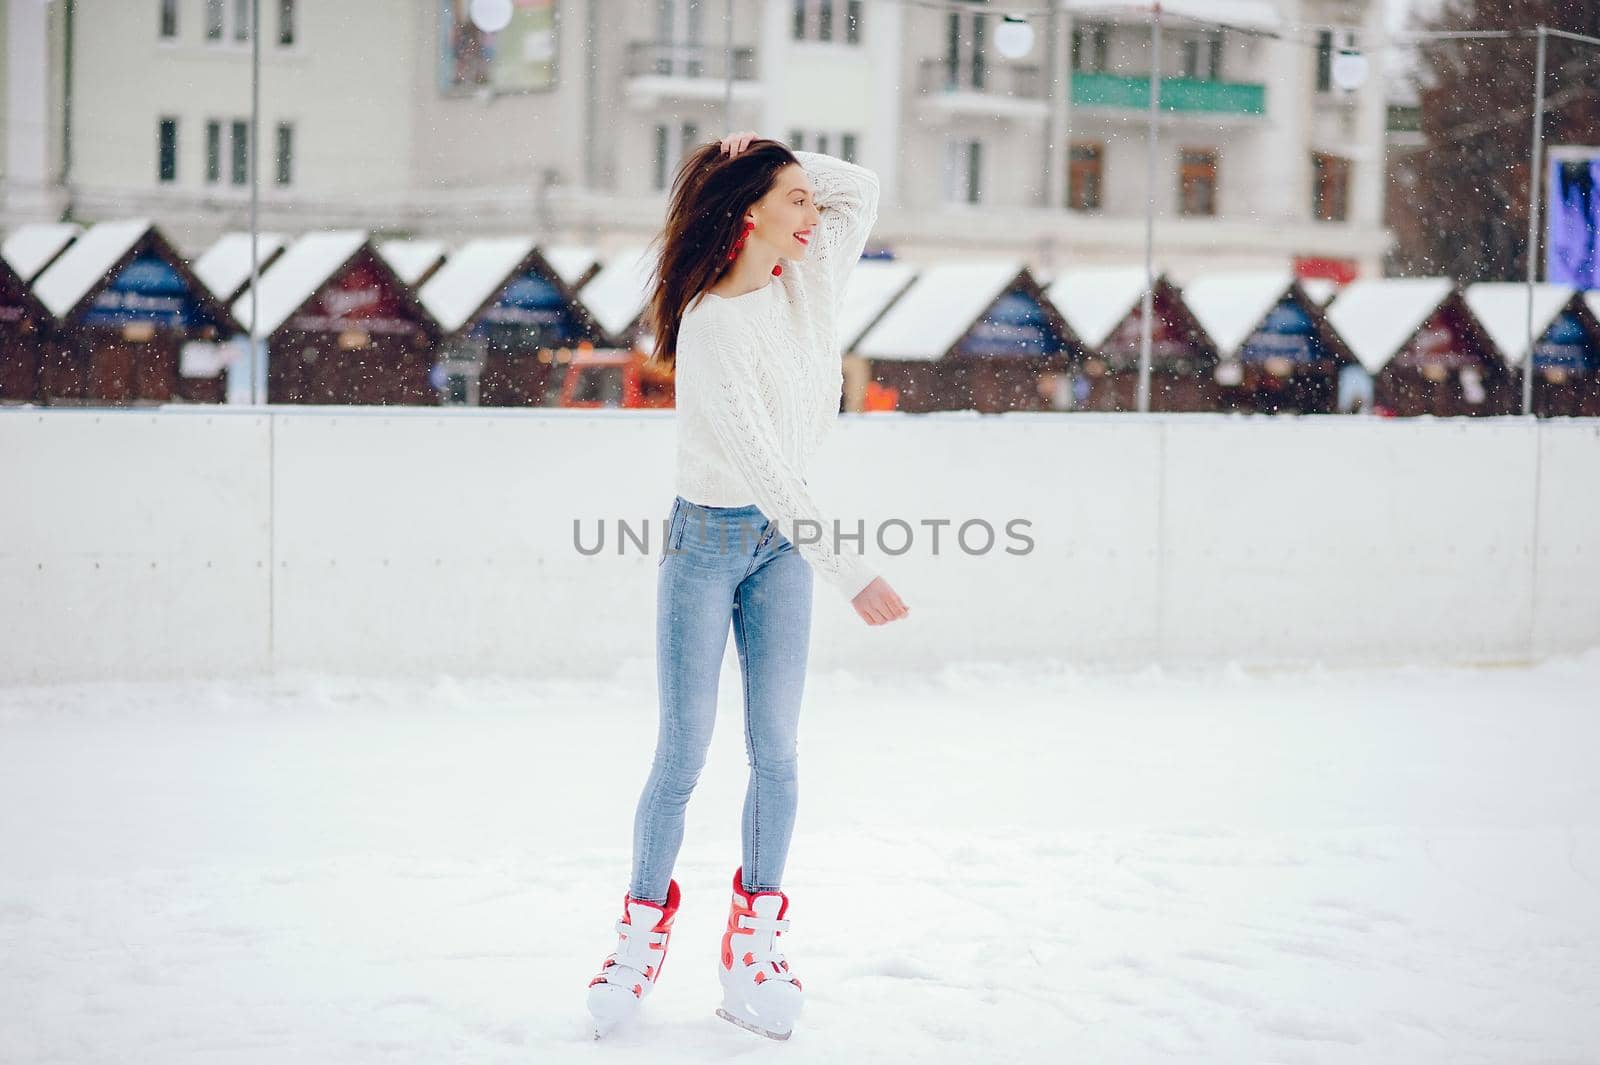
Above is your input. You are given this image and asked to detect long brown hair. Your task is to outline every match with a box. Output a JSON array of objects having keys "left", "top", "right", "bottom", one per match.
[{"left": 643, "top": 138, "right": 800, "bottom": 371}]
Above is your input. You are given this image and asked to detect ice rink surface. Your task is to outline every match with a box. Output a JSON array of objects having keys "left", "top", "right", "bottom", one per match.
[{"left": 2, "top": 651, "right": 1598, "bottom": 1064}]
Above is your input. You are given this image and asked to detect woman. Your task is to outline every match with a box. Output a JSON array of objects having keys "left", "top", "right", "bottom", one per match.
[{"left": 586, "top": 132, "right": 910, "bottom": 1041}]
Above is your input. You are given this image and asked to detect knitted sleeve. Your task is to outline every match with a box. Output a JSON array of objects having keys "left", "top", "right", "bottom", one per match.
[
  {"left": 790, "top": 149, "right": 881, "bottom": 322},
  {"left": 683, "top": 309, "right": 878, "bottom": 602}
]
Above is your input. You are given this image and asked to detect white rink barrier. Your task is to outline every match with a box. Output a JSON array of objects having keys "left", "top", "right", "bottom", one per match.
[{"left": 2, "top": 407, "right": 1597, "bottom": 684}]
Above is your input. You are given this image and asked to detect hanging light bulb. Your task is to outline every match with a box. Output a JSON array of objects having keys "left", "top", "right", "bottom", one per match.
[
  {"left": 469, "top": 0, "right": 513, "bottom": 34},
  {"left": 1331, "top": 49, "right": 1369, "bottom": 91},
  {"left": 994, "top": 15, "right": 1035, "bottom": 60}
]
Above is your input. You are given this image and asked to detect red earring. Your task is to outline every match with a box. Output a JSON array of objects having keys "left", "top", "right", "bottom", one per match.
[
  {"left": 772, "top": 264, "right": 783, "bottom": 276},
  {"left": 727, "top": 220, "right": 755, "bottom": 262}
]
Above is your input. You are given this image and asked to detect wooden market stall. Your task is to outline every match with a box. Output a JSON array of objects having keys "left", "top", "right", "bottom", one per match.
[
  {"left": 0, "top": 254, "right": 52, "bottom": 403},
  {"left": 418, "top": 237, "right": 611, "bottom": 406},
  {"left": 855, "top": 260, "right": 1081, "bottom": 413},
  {"left": 232, "top": 230, "right": 442, "bottom": 405},
  {"left": 1184, "top": 273, "right": 1355, "bottom": 414},
  {"left": 1326, "top": 279, "right": 1511, "bottom": 417},
  {"left": 1045, "top": 267, "right": 1219, "bottom": 412},
  {"left": 29, "top": 219, "right": 239, "bottom": 405},
  {"left": 1, "top": 223, "right": 83, "bottom": 403},
  {"left": 1464, "top": 282, "right": 1600, "bottom": 418}
]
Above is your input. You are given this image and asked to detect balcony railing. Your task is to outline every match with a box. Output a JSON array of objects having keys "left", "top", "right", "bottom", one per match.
[
  {"left": 917, "top": 58, "right": 1045, "bottom": 100},
  {"left": 1072, "top": 72, "right": 1266, "bottom": 116},
  {"left": 626, "top": 41, "right": 757, "bottom": 82}
]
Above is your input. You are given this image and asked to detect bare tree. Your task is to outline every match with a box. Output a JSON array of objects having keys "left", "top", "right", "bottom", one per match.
[{"left": 1388, "top": 0, "right": 1600, "bottom": 280}]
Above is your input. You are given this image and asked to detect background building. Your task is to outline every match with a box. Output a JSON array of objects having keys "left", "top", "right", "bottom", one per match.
[{"left": 2, "top": 0, "right": 1392, "bottom": 279}]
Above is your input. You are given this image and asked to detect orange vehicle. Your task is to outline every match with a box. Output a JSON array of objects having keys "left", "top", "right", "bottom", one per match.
[{"left": 559, "top": 343, "right": 676, "bottom": 409}]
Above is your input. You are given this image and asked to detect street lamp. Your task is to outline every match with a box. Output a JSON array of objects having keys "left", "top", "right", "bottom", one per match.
[
  {"left": 469, "top": 0, "right": 514, "bottom": 34},
  {"left": 1331, "top": 48, "right": 1369, "bottom": 91},
  {"left": 995, "top": 16, "right": 1037, "bottom": 59}
]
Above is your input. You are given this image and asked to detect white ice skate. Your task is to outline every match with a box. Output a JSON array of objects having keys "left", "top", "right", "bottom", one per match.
[
  {"left": 586, "top": 878, "right": 681, "bottom": 1039},
  {"left": 715, "top": 866, "right": 803, "bottom": 1040}
]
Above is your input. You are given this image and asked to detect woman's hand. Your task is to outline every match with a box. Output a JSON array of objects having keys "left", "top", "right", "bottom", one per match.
[
  {"left": 851, "top": 577, "right": 909, "bottom": 626},
  {"left": 719, "top": 131, "right": 761, "bottom": 158}
]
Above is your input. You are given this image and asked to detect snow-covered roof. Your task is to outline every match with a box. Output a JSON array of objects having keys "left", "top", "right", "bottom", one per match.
[
  {"left": 856, "top": 259, "right": 1027, "bottom": 362},
  {"left": 579, "top": 246, "right": 655, "bottom": 342},
  {"left": 1463, "top": 282, "right": 1577, "bottom": 367},
  {"left": 2, "top": 222, "right": 82, "bottom": 283},
  {"left": 1066, "top": 0, "right": 1279, "bottom": 28},
  {"left": 1044, "top": 266, "right": 1152, "bottom": 350},
  {"left": 1182, "top": 272, "right": 1297, "bottom": 359},
  {"left": 1300, "top": 278, "right": 1339, "bottom": 307},
  {"left": 232, "top": 230, "right": 367, "bottom": 336},
  {"left": 418, "top": 236, "right": 538, "bottom": 335},
  {"left": 193, "top": 231, "right": 287, "bottom": 302},
  {"left": 839, "top": 260, "right": 917, "bottom": 352},
  {"left": 1586, "top": 292, "right": 1600, "bottom": 330},
  {"left": 32, "top": 219, "right": 152, "bottom": 319},
  {"left": 1325, "top": 277, "right": 1456, "bottom": 373},
  {"left": 541, "top": 244, "right": 600, "bottom": 289},
  {"left": 377, "top": 239, "right": 448, "bottom": 286}
]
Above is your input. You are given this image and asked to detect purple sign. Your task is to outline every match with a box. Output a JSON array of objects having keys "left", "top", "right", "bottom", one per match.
[{"left": 1547, "top": 156, "right": 1600, "bottom": 290}]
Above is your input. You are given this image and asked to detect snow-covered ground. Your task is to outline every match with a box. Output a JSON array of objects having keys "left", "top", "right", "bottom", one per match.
[{"left": 2, "top": 651, "right": 1598, "bottom": 1064}]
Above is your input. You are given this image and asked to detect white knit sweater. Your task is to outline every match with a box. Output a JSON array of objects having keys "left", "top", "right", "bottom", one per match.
[{"left": 672, "top": 149, "right": 880, "bottom": 601}]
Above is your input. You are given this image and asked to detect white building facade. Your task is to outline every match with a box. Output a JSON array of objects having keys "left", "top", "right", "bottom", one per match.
[{"left": 1, "top": 0, "right": 1391, "bottom": 279}]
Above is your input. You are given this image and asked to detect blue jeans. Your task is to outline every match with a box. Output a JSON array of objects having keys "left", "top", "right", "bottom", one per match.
[{"left": 628, "top": 495, "right": 814, "bottom": 903}]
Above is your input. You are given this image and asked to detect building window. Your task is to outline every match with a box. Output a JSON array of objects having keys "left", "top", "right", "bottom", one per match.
[
  {"left": 1180, "top": 33, "right": 1222, "bottom": 80},
  {"left": 158, "top": 118, "right": 178, "bottom": 183},
  {"left": 278, "top": 0, "right": 295, "bottom": 46},
  {"left": 205, "top": 0, "right": 252, "bottom": 44},
  {"left": 945, "top": 8, "right": 987, "bottom": 89},
  {"left": 653, "top": 121, "right": 699, "bottom": 191},
  {"left": 945, "top": 138, "right": 981, "bottom": 204},
  {"left": 275, "top": 123, "right": 294, "bottom": 186},
  {"left": 1069, "top": 142, "right": 1103, "bottom": 210},
  {"left": 793, "top": 1, "right": 861, "bottom": 44},
  {"left": 230, "top": 119, "right": 249, "bottom": 185},
  {"left": 654, "top": 125, "right": 669, "bottom": 190},
  {"left": 205, "top": 121, "right": 222, "bottom": 183},
  {"left": 1179, "top": 149, "right": 1217, "bottom": 215},
  {"left": 1071, "top": 23, "right": 1108, "bottom": 72},
  {"left": 208, "top": 118, "right": 258, "bottom": 188},
  {"left": 841, "top": 132, "right": 858, "bottom": 164},
  {"left": 1312, "top": 152, "right": 1350, "bottom": 222},
  {"left": 160, "top": 0, "right": 179, "bottom": 39}
]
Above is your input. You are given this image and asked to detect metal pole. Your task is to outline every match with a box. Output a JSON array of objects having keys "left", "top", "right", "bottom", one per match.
[
  {"left": 1042, "top": 6, "right": 1065, "bottom": 209},
  {"left": 1522, "top": 25, "right": 1546, "bottom": 418},
  {"left": 723, "top": 0, "right": 733, "bottom": 129},
  {"left": 1138, "top": 4, "right": 1160, "bottom": 413},
  {"left": 249, "top": 0, "right": 261, "bottom": 405}
]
